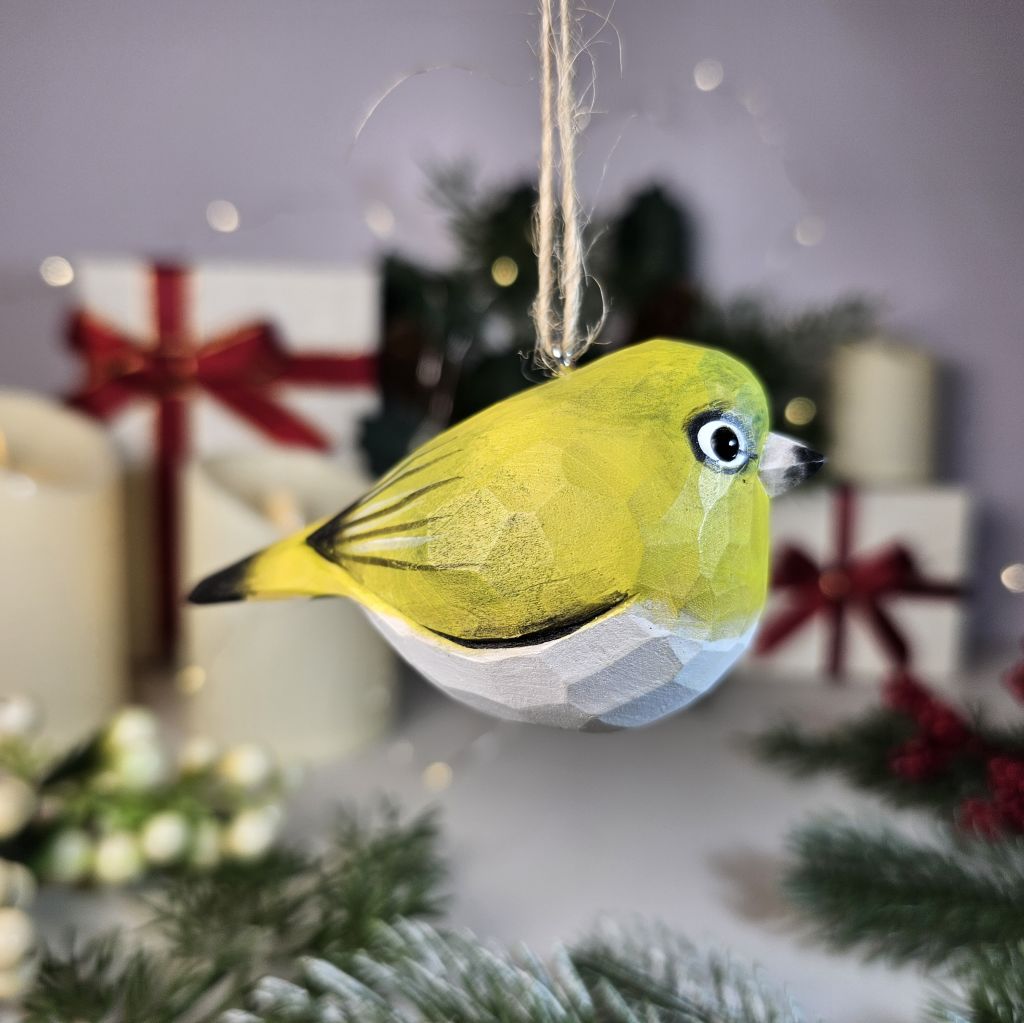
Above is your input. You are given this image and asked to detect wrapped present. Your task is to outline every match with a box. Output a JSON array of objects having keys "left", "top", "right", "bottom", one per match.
[
  {"left": 754, "top": 486, "right": 970, "bottom": 682},
  {"left": 66, "top": 259, "right": 379, "bottom": 662}
]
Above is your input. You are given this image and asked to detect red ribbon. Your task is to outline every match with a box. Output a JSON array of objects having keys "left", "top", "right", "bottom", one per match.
[
  {"left": 755, "top": 486, "right": 961, "bottom": 677},
  {"left": 67, "top": 263, "right": 376, "bottom": 660}
]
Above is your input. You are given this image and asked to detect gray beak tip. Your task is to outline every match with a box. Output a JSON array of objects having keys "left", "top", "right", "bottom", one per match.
[{"left": 758, "top": 432, "right": 826, "bottom": 497}]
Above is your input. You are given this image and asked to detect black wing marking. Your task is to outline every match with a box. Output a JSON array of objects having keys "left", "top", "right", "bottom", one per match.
[{"left": 425, "top": 591, "right": 631, "bottom": 649}]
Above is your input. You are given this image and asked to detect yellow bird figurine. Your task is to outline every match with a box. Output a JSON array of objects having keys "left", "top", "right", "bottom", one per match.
[{"left": 190, "top": 339, "right": 823, "bottom": 730}]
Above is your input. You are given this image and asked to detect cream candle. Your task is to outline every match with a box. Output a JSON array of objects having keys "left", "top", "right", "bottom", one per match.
[
  {"left": 182, "top": 450, "right": 396, "bottom": 762},
  {"left": 830, "top": 337, "right": 938, "bottom": 485},
  {"left": 0, "top": 392, "right": 126, "bottom": 744}
]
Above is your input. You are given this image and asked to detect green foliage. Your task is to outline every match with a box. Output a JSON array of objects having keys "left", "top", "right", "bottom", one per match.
[
  {"left": 756, "top": 667, "right": 1024, "bottom": 1020},
  {"left": 366, "top": 166, "right": 875, "bottom": 473},
  {"left": 751, "top": 710, "right": 986, "bottom": 815},
  {"left": 933, "top": 944, "right": 1024, "bottom": 1023},
  {"left": 604, "top": 184, "right": 696, "bottom": 307},
  {"left": 25, "top": 933, "right": 221, "bottom": 1023},
  {"left": 23, "top": 805, "right": 448, "bottom": 1023},
  {"left": 782, "top": 818, "right": 1024, "bottom": 969},
  {"left": 22, "top": 801, "right": 809, "bottom": 1023},
  {"left": 574, "top": 921, "right": 803, "bottom": 1023},
  {"left": 229, "top": 918, "right": 806, "bottom": 1023}
]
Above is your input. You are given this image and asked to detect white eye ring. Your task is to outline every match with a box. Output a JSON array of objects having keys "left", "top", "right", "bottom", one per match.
[{"left": 693, "top": 417, "right": 750, "bottom": 472}]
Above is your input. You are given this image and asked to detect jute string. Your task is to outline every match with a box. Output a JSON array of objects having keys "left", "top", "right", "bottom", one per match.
[{"left": 533, "top": 0, "right": 595, "bottom": 375}]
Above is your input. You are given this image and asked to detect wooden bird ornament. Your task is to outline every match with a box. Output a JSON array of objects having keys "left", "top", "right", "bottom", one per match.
[{"left": 190, "top": 339, "right": 823, "bottom": 730}]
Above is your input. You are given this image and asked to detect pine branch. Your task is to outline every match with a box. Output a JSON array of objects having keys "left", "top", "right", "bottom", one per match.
[
  {"left": 933, "top": 943, "right": 1024, "bottom": 1023},
  {"left": 574, "top": 921, "right": 804, "bottom": 1023},
  {"left": 305, "top": 803, "right": 448, "bottom": 962},
  {"left": 227, "top": 919, "right": 808, "bottom": 1023},
  {"left": 23, "top": 932, "right": 221, "bottom": 1023},
  {"left": 751, "top": 712, "right": 987, "bottom": 815},
  {"left": 25, "top": 805, "right": 448, "bottom": 1023},
  {"left": 783, "top": 818, "right": 1024, "bottom": 968}
]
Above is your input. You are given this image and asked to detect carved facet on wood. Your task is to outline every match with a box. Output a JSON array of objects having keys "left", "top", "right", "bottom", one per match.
[{"left": 190, "top": 339, "right": 823, "bottom": 729}]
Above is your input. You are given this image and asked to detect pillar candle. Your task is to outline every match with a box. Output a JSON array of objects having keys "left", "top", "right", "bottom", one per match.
[
  {"left": 0, "top": 392, "right": 126, "bottom": 745},
  {"left": 830, "top": 337, "right": 938, "bottom": 485},
  {"left": 183, "top": 450, "right": 396, "bottom": 762}
]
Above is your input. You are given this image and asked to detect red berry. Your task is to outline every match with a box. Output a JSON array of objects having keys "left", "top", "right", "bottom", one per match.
[
  {"left": 1004, "top": 661, "right": 1024, "bottom": 702},
  {"left": 918, "top": 705, "right": 969, "bottom": 747},
  {"left": 883, "top": 671, "right": 932, "bottom": 715},
  {"left": 988, "top": 757, "right": 1024, "bottom": 791},
  {"left": 889, "top": 738, "right": 942, "bottom": 781},
  {"left": 958, "top": 798, "right": 1003, "bottom": 838}
]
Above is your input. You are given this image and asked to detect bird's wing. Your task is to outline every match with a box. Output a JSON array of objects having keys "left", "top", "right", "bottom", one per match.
[{"left": 305, "top": 407, "right": 648, "bottom": 643}]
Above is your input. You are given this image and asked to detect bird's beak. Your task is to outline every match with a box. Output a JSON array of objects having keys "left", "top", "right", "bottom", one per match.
[{"left": 758, "top": 432, "right": 825, "bottom": 497}]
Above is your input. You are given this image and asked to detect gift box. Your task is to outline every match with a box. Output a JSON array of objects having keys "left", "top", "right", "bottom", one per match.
[
  {"left": 70, "top": 259, "right": 379, "bottom": 464},
  {"left": 754, "top": 486, "right": 971, "bottom": 682},
  {"left": 66, "top": 258, "right": 380, "bottom": 663}
]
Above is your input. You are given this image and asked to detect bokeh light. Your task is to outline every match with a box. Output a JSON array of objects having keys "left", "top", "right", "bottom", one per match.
[
  {"left": 1001, "top": 563, "right": 1024, "bottom": 593},
  {"left": 365, "top": 201, "right": 395, "bottom": 239},
  {"left": 39, "top": 256, "right": 74, "bottom": 287},
  {"left": 693, "top": 59, "right": 724, "bottom": 92},
  {"left": 784, "top": 396, "right": 817, "bottom": 426},
  {"left": 794, "top": 215, "right": 826, "bottom": 247},
  {"left": 176, "top": 665, "right": 207, "bottom": 695},
  {"left": 491, "top": 256, "right": 519, "bottom": 287},
  {"left": 206, "top": 200, "right": 240, "bottom": 233},
  {"left": 422, "top": 761, "right": 453, "bottom": 792}
]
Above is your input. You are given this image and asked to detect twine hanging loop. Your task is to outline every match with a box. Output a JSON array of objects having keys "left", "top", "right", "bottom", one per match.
[{"left": 532, "top": 0, "right": 598, "bottom": 375}]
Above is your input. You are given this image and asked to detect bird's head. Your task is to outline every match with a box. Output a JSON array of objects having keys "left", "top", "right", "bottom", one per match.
[
  {"left": 679, "top": 358, "right": 825, "bottom": 500},
  {"left": 590, "top": 339, "right": 824, "bottom": 499},
  {"left": 583, "top": 339, "right": 824, "bottom": 628}
]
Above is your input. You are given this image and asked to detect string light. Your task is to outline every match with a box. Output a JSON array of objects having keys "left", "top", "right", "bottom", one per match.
[
  {"left": 421, "top": 761, "right": 453, "bottom": 792},
  {"left": 364, "top": 201, "right": 395, "bottom": 239},
  {"left": 693, "top": 59, "right": 724, "bottom": 92},
  {"left": 784, "top": 396, "right": 817, "bottom": 426},
  {"left": 206, "top": 200, "right": 240, "bottom": 233},
  {"left": 491, "top": 256, "right": 519, "bottom": 287},
  {"left": 176, "top": 664, "right": 207, "bottom": 695},
  {"left": 1001, "top": 563, "right": 1024, "bottom": 594},
  {"left": 794, "top": 215, "right": 826, "bottom": 247},
  {"left": 39, "top": 256, "right": 74, "bottom": 287}
]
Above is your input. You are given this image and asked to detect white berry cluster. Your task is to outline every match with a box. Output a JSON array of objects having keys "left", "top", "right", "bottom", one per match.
[
  {"left": 37, "top": 706, "right": 287, "bottom": 886},
  {"left": 0, "top": 698, "right": 288, "bottom": 893}
]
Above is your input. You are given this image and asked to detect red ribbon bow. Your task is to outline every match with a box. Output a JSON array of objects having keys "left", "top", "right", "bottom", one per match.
[
  {"left": 755, "top": 486, "right": 961, "bottom": 677},
  {"left": 67, "top": 263, "right": 376, "bottom": 660}
]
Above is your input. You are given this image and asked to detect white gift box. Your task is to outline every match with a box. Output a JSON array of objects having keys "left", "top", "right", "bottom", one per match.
[
  {"left": 754, "top": 486, "right": 971, "bottom": 683},
  {"left": 71, "top": 258, "right": 380, "bottom": 469},
  {"left": 69, "top": 258, "right": 380, "bottom": 663}
]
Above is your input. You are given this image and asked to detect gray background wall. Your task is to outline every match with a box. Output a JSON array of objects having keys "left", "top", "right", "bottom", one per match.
[{"left": 1, "top": 0, "right": 1022, "bottom": 644}]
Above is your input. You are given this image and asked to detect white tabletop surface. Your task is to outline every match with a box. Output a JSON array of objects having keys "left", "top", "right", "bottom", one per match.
[
  {"left": 40, "top": 659, "right": 1013, "bottom": 1022},
  {"left": 293, "top": 663, "right": 971, "bottom": 1023}
]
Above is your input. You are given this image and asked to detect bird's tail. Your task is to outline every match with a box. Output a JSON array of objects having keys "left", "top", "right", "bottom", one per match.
[{"left": 187, "top": 519, "right": 353, "bottom": 605}]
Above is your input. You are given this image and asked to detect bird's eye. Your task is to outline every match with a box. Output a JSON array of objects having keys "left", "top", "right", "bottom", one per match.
[{"left": 688, "top": 414, "right": 751, "bottom": 473}]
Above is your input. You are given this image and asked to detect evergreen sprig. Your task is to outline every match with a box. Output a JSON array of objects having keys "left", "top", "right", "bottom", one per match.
[
  {"left": 22, "top": 805, "right": 448, "bottom": 1023},
  {"left": 24, "top": 932, "right": 222, "bottom": 1023},
  {"left": 782, "top": 818, "right": 1024, "bottom": 969},
  {"left": 752, "top": 709, "right": 990, "bottom": 817},
  {"left": 151, "top": 803, "right": 448, "bottom": 970},
  {"left": 224, "top": 919, "right": 806, "bottom": 1023},
  {"left": 933, "top": 944, "right": 1024, "bottom": 1023}
]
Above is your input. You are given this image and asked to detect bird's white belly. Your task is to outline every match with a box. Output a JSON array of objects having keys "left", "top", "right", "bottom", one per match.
[{"left": 361, "top": 603, "right": 756, "bottom": 731}]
